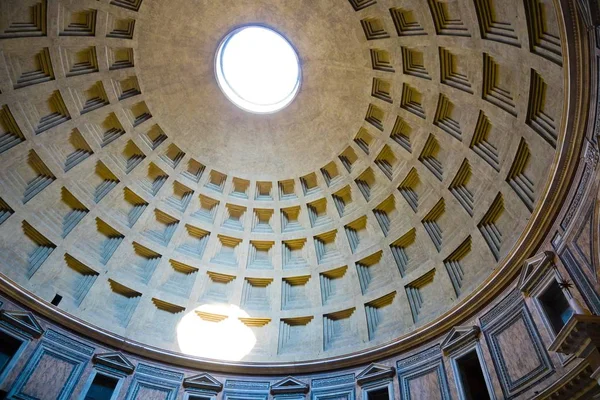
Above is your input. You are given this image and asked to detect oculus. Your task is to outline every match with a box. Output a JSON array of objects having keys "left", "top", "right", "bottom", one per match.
[{"left": 215, "top": 25, "right": 301, "bottom": 114}]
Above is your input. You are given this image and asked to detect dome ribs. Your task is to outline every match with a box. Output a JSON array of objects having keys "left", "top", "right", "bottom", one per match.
[
  {"left": 110, "top": 0, "right": 143, "bottom": 13},
  {"left": 164, "top": 180, "right": 194, "bottom": 213},
  {"left": 401, "top": 47, "right": 430, "bottom": 80},
  {"left": 397, "top": 168, "right": 421, "bottom": 212},
  {"left": 443, "top": 236, "right": 472, "bottom": 297},
  {"left": 400, "top": 83, "right": 426, "bottom": 120},
  {"left": 31, "top": 90, "right": 71, "bottom": 135},
  {"left": 355, "top": 250, "right": 386, "bottom": 294},
  {"left": 137, "top": 162, "right": 167, "bottom": 197},
  {"left": 241, "top": 277, "right": 273, "bottom": 310},
  {"left": 478, "top": 192, "right": 504, "bottom": 261},
  {"left": 375, "top": 144, "right": 399, "bottom": 181},
  {"left": 106, "top": 279, "right": 141, "bottom": 328},
  {"left": 141, "top": 124, "right": 167, "bottom": 151},
  {"left": 62, "top": 46, "right": 99, "bottom": 77},
  {"left": 438, "top": 47, "right": 473, "bottom": 94},
  {"left": 252, "top": 208, "right": 274, "bottom": 233},
  {"left": 308, "top": 198, "right": 332, "bottom": 228},
  {"left": 506, "top": 138, "right": 535, "bottom": 212},
  {"left": 482, "top": 53, "right": 517, "bottom": 117},
  {"left": 121, "top": 187, "right": 148, "bottom": 228},
  {"left": 114, "top": 76, "right": 142, "bottom": 101},
  {"left": 59, "top": 7, "right": 97, "bottom": 37},
  {"left": 278, "top": 316, "right": 314, "bottom": 354},
  {"left": 191, "top": 194, "right": 219, "bottom": 223},
  {"left": 142, "top": 208, "right": 179, "bottom": 247},
  {"left": 0, "top": 0, "right": 47, "bottom": 39},
  {"left": 339, "top": 146, "right": 359, "bottom": 173},
  {"left": 126, "top": 101, "right": 152, "bottom": 127},
  {"left": 247, "top": 240, "right": 275, "bottom": 270},
  {"left": 108, "top": 47, "right": 134, "bottom": 70},
  {"left": 2, "top": 149, "right": 57, "bottom": 204},
  {"left": 390, "top": 228, "right": 417, "bottom": 277},
  {"left": 371, "top": 78, "right": 393, "bottom": 103},
  {"left": 60, "top": 254, "right": 98, "bottom": 306},
  {"left": 421, "top": 198, "right": 445, "bottom": 252},
  {"left": 300, "top": 172, "right": 320, "bottom": 196},
  {"left": 365, "top": 104, "right": 385, "bottom": 131},
  {"left": 176, "top": 224, "right": 209, "bottom": 259},
  {"left": 365, "top": 291, "right": 399, "bottom": 340},
  {"left": 282, "top": 238, "right": 308, "bottom": 269},
  {"left": 162, "top": 259, "right": 197, "bottom": 299},
  {"left": 473, "top": 0, "right": 520, "bottom": 47},
  {"left": 448, "top": 159, "right": 474, "bottom": 216},
  {"left": 0, "top": 198, "right": 14, "bottom": 225},
  {"left": 278, "top": 179, "right": 296, "bottom": 200},
  {"left": 319, "top": 266, "right": 349, "bottom": 305},
  {"left": 181, "top": 158, "right": 204, "bottom": 183},
  {"left": 372, "top": 194, "right": 395, "bottom": 237},
  {"left": 361, "top": 17, "right": 390, "bottom": 41},
  {"left": 390, "top": 116, "right": 412, "bottom": 153},
  {"left": 523, "top": 0, "right": 563, "bottom": 66},
  {"left": 281, "top": 275, "right": 311, "bottom": 310},
  {"left": 433, "top": 94, "right": 462, "bottom": 141},
  {"left": 0, "top": 0, "right": 570, "bottom": 363},
  {"left": 314, "top": 230, "right": 341, "bottom": 265},
  {"left": 370, "top": 48, "right": 394, "bottom": 72},
  {"left": 469, "top": 111, "right": 500, "bottom": 171},
  {"left": 211, "top": 234, "right": 242, "bottom": 267},
  {"left": 255, "top": 181, "right": 273, "bottom": 201},
  {"left": 405, "top": 268, "right": 436, "bottom": 323},
  {"left": 427, "top": 0, "right": 470, "bottom": 37},
  {"left": 526, "top": 69, "right": 558, "bottom": 148},
  {"left": 321, "top": 161, "right": 343, "bottom": 187},
  {"left": 202, "top": 271, "right": 235, "bottom": 302},
  {"left": 419, "top": 134, "right": 443, "bottom": 181},
  {"left": 323, "top": 308, "right": 357, "bottom": 350},
  {"left": 126, "top": 241, "right": 162, "bottom": 284},
  {"left": 281, "top": 206, "right": 302, "bottom": 232},
  {"left": 0, "top": 105, "right": 26, "bottom": 155},
  {"left": 389, "top": 7, "right": 426, "bottom": 37},
  {"left": 332, "top": 185, "right": 357, "bottom": 217},
  {"left": 344, "top": 215, "right": 371, "bottom": 254},
  {"left": 6, "top": 47, "right": 54, "bottom": 89},
  {"left": 348, "top": 0, "right": 376, "bottom": 12},
  {"left": 159, "top": 143, "right": 184, "bottom": 170},
  {"left": 106, "top": 15, "right": 135, "bottom": 39},
  {"left": 222, "top": 203, "right": 246, "bottom": 231},
  {"left": 205, "top": 170, "right": 226, "bottom": 193}
]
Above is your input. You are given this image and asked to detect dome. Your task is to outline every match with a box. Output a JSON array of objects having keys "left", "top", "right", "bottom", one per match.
[{"left": 0, "top": 0, "right": 588, "bottom": 370}]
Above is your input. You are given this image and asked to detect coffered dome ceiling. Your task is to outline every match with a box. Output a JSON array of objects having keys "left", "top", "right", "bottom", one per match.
[{"left": 0, "top": 0, "right": 571, "bottom": 364}]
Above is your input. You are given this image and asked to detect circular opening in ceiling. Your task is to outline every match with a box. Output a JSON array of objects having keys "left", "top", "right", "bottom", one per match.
[{"left": 215, "top": 25, "right": 301, "bottom": 114}]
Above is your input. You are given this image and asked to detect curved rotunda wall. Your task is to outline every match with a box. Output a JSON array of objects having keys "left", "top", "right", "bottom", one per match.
[{"left": 0, "top": 0, "right": 570, "bottom": 363}]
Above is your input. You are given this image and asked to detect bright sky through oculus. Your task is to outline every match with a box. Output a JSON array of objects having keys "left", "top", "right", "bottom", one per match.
[{"left": 216, "top": 26, "right": 301, "bottom": 113}]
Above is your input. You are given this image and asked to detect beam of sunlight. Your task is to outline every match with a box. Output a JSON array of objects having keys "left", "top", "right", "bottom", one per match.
[{"left": 176, "top": 304, "right": 256, "bottom": 361}]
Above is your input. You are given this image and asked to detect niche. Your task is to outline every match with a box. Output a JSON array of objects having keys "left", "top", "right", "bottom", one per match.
[
  {"left": 455, "top": 350, "right": 491, "bottom": 400},
  {"left": 538, "top": 280, "right": 573, "bottom": 335},
  {"left": 366, "top": 387, "right": 390, "bottom": 400},
  {"left": 0, "top": 331, "right": 23, "bottom": 377},
  {"left": 83, "top": 373, "right": 119, "bottom": 400}
]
